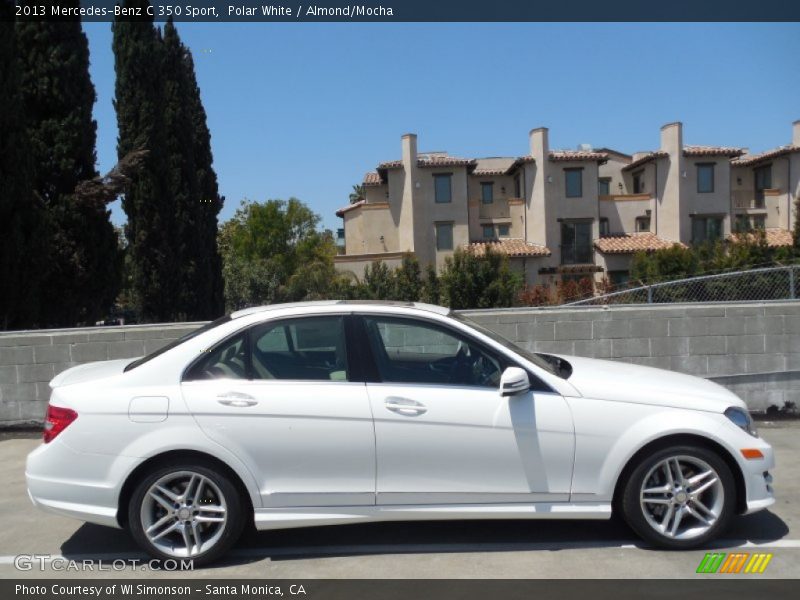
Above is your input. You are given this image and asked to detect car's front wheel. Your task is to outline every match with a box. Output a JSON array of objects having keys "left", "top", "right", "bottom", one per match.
[
  {"left": 621, "top": 445, "right": 736, "bottom": 549},
  {"left": 128, "top": 463, "right": 245, "bottom": 566}
]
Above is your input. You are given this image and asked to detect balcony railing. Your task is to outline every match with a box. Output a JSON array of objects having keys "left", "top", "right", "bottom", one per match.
[{"left": 732, "top": 190, "right": 769, "bottom": 210}]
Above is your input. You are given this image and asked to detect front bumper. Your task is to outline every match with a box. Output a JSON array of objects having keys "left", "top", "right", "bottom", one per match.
[{"left": 740, "top": 441, "right": 775, "bottom": 515}]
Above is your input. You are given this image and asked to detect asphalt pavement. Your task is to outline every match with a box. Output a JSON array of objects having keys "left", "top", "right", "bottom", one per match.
[{"left": 1, "top": 423, "right": 798, "bottom": 579}]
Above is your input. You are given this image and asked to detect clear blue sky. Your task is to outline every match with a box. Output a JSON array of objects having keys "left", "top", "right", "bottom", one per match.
[{"left": 83, "top": 22, "right": 800, "bottom": 232}]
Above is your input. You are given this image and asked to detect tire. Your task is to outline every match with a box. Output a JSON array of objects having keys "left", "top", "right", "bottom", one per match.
[
  {"left": 128, "top": 462, "right": 245, "bottom": 566},
  {"left": 621, "top": 444, "right": 736, "bottom": 549}
]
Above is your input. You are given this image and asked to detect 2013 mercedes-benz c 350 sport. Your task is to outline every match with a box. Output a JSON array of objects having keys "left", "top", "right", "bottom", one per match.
[{"left": 26, "top": 301, "right": 774, "bottom": 565}]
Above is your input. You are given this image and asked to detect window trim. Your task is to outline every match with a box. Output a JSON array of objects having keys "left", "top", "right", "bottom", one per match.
[
  {"left": 181, "top": 314, "right": 355, "bottom": 383},
  {"left": 559, "top": 220, "right": 593, "bottom": 265},
  {"left": 691, "top": 215, "right": 724, "bottom": 244},
  {"left": 435, "top": 221, "right": 454, "bottom": 251},
  {"left": 632, "top": 170, "right": 645, "bottom": 194},
  {"left": 481, "top": 224, "right": 496, "bottom": 239},
  {"left": 598, "top": 177, "right": 611, "bottom": 196},
  {"left": 599, "top": 217, "right": 609, "bottom": 237},
  {"left": 433, "top": 172, "right": 453, "bottom": 204},
  {"left": 356, "top": 313, "right": 551, "bottom": 392},
  {"left": 480, "top": 181, "right": 494, "bottom": 204},
  {"left": 565, "top": 168, "right": 583, "bottom": 198},
  {"left": 696, "top": 162, "right": 715, "bottom": 194},
  {"left": 497, "top": 223, "right": 510, "bottom": 238},
  {"left": 635, "top": 216, "right": 651, "bottom": 233}
]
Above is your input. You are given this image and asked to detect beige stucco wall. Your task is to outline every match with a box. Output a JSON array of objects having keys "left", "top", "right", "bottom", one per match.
[
  {"left": 682, "top": 156, "right": 733, "bottom": 239},
  {"left": 598, "top": 197, "right": 652, "bottom": 234}
]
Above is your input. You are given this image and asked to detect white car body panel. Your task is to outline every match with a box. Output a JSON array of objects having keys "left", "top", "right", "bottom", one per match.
[{"left": 25, "top": 301, "right": 775, "bottom": 538}]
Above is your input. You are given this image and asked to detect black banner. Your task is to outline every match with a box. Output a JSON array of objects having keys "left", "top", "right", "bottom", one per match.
[
  {"left": 7, "top": 0, "right": 800, "bottom": 22},
  {"left": 3, "top": 579, "right": 799, "bottom": 600}
]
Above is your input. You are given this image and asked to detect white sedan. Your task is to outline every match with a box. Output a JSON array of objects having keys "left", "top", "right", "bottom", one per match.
[{"left": 26, "top": 301, "right": 774, "bottom": 565}]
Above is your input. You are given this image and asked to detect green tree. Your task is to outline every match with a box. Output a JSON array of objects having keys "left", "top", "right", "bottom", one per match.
[
  {"left": 181, "top": 31, "right": 224, "bottom": 319},
  {"left": 392, "top": 254, "right": 422, "bottom": 301},
  {"left": 17, "top": 3, "right": 121, "bottom": 326},
  {"left": 219, "top": 199, "right": 338, "bottom": 310},
  {"left": 113, "top": 0, "right": 175, "bottom": 322},
  {"left": 349, "top": 184, "right": 364, "bottom": 204},
  {"left": 439, "top": 248, "right": 522, "bottom": 309},
  {"left": 0, "top": 0, "right": 48, "bottom": 329},
  {"left": 419, "top": 264, "right": 441, "bottom": 305},
  {"left": 362, "top": 261, "right": 394, "bottom": 300}
]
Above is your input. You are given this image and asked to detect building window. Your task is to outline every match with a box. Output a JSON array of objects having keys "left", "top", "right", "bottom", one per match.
[
  {"left": 632, "top": 170, "right": 645, "bottom": 194},
  {"left": 692, "top": 216, "right": 723, "bottom": 244},
  {"left": 697, "top": 163, "right": 715, "bottom": 193},
  {"left": 598, "top": 178, "right": 611, "bottom": 196},
  {"left": 599, "top": 218, "right": 609, "bottom": 236},
  {"left": 560, "top": 221, "right": 593, "bottom": 264},
  {"left": 435, "top": 222, "right": 454, "bottom": 250},
  {"left": 498, "top": 224, "right": 510, "bottom": 237},
  {"left": 754, "top": 164, "right": 772, "bottom": 191},
  {"left": 635, "top": 216, "right": 651, "bottom": 232},
  {"left": 434, "top": 174, "right": 452, "bottom": 204},
  {"left": 481, "top": 225, "right": 495, "bottom": 239},
  {"left": 608, "top": 271, "right": 630, "bottom": 287},
  {"left": 481, "top": 182, "right": 494, "bottom": 204},
  {"left": 513, "top": 174, "right": 522, "bottom": 198},
  {"left": 565, "top": 169, "right": 583, "bottom": 198},
  {"left": 735, "top": 215, "right": 766, "bottom": 232}
]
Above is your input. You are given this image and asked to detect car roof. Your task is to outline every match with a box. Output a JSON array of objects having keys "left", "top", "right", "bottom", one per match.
[{"left": 229, "top": 300, "right": 451, "bottom": 320}]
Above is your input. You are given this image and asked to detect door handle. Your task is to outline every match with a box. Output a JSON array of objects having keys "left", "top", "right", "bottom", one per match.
[
  {"left": 216, "top": 391, "right": 258, "bottom": 407},
  {"left": 384, "top": 396, "right": 427, "bottom": 416}
]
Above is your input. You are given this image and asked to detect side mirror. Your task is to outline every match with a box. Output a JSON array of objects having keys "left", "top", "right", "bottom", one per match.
[{"left": 499, "top": 367, "right": 530, "bottom": 397}]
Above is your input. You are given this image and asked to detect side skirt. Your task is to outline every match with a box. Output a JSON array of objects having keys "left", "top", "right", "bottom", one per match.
[{"left": 253, "top": 502, "right": 612, "bottom": 531}]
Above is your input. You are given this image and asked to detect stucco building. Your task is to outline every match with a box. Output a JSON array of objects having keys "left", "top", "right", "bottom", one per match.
[{"left": 335, "top": 121, "right": 800, "bottom": 286}]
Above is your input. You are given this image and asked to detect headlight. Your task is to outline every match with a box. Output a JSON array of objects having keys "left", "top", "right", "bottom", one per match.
[{"left": 724, "top": 406, "right": 758, "bottom": 438}]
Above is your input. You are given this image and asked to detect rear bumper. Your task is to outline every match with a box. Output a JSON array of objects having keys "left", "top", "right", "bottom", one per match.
[{"left": 25, "top": 439, "right": 137, "bottom": 529}]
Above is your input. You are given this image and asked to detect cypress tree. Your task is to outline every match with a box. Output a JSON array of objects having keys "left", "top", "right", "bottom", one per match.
[
  {"left": 16, "top": 1, "right": 121, "bottom": 326},
  {"left": 184, "top": 47, "right": 225, "bottom": 318},
  {"left": 0, "top": 0, "right": 48, "bottom": 329},
  {"left": 113, "top": 0, "right": 177, "bottom": 322},
  {"left": 162, "top": 18, "right": 200, "bottom": 320}
]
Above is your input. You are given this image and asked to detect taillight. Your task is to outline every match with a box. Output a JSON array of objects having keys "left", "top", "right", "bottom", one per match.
[{"left": 43, "top": 405, "right": 78, "bottom": 444}]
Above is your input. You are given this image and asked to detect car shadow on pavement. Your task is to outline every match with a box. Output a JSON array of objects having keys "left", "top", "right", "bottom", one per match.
[{"left": 59, "top": 509, "right": 790, "bottom": 570}]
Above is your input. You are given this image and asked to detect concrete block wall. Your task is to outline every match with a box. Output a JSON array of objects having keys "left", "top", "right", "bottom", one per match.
[
  {"left": 0, "top": 323, "right": 201, "bottom": 426},
  {"left": 0, "top": 302, "right": 798, "bottom": 426}
]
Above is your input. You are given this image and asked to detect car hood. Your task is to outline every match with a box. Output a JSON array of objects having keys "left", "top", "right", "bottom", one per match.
[
  {"left": 553, "top": 354, "right": 745, "bottom": 413},
  {"left": 50, "top": 358, "right": 134, "bottom": 388}
]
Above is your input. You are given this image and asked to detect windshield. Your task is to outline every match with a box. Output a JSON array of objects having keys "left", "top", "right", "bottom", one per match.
[
  {"left": 449, "top": 312, "right": 565, "bottom": 378},
  {"left": 123, "top": 315, "right": 232, "bottom": 372}
]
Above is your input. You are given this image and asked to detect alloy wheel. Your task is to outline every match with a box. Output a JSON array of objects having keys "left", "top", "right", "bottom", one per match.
[
  {"left": 140, "top": 470, "right": 228, "bottom": 558},
  {"left": 639, "top": 455, "right": 724, "bottom": 540}
]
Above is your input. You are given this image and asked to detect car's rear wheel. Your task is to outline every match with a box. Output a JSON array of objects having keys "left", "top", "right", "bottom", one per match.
[
  {"left": 128, "top": 463, "right": 245, "bottom": 566},
  {"left": 621, "top": 445, "right": 736, "bottom": 549}
]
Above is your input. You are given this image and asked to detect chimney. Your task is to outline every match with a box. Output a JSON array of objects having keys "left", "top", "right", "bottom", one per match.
[
  {"left": 793, "top": 120, "right": 800, "bottom": 146},
  {"left": 401, "top": 133, "right": 418, "bottom": 168},
  {"left": 529, "top": 127, "right": 549, "bottom": 160},
  {"left": 660, "top": 122, "right": 683, "bottom": 154}
]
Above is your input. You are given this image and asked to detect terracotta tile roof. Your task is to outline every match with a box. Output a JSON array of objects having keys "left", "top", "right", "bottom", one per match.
[
  {"left": 728, "top": 228, "right": 794, "bottom": 248},
  {"left": 622, "top": 151, "right": 669, "bottom": 171},
  {"left": 548, "top": 150, "right": 609, "bottom": 162},
  {"left": 465, "top": 238, "right": 551, "bottom": 258},
  {"left": 472, "top": 157, "right": 516, "bottom": 177},
  {"left": 683, "top": 145, "right": 745, "bottom": 158},
  {"left": 362, "top": 171, "right": 383, "bottom": 186},
  {"left": 594, "top": 233, "right": 685, "bottom": 254},
  {"left": 732, "top": 145, "right": 800, "bottom": 167},
  {"left": 335, "top": 200, "right": 365, "bottom": 217},
  {"left": 378, "top": 157, "right": 476, "bottom": 169},
  {"left": 472, "top": 169, "right": 508, "bottom": 176}
]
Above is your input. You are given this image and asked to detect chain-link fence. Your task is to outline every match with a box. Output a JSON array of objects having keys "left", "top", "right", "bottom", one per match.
[{"left": 565, "top": 265, "right": 800, "bottom": 306}]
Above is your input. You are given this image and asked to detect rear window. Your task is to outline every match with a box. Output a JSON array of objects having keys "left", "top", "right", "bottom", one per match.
[{"left": 123, "top": 315, "right": 232, "bottom": 372}]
